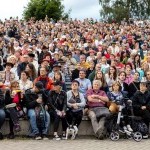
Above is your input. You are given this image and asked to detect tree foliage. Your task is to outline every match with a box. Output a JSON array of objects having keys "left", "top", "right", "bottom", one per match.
[
  {"left": 99, "top": 0, "right": 150, "bottom": 22},
  {"left": 23, "top": 0, "right": 69, "bottom": 21}
]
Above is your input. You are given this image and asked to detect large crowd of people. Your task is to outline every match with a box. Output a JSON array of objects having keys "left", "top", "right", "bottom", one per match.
[{"left": 0, "top": 17, "right": 150, "bottom": 140}]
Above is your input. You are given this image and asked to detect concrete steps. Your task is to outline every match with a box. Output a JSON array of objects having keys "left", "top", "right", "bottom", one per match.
[{"left": 1, "top": 117, "right": 94, "bottom": 136}]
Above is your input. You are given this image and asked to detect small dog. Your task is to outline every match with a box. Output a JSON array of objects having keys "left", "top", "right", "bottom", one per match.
[{"left": 66, "top": 125, "right": 78, "bottom": 140}]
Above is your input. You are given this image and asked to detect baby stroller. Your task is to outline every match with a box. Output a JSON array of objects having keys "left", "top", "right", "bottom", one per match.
[{"left": 106, "top": 99, "right": 143, "bottom": 142}]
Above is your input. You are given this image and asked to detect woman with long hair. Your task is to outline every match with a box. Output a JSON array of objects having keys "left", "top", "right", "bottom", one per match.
[
  {"left": 94, "top": 70, "right": 108, "bottom": 92},
  {"left": 124, "top": 67, "right": 134, "bottom": 85},
  {"left": 19, "top": 71, "right": 33, "bottom": 91},
  {"left": 117, "top": 71, "right": 128, "bottom": 93},
  {"left": 105, "top": 66, "right": 117, "bottom": 88},
  {"left": 120, "top": 51, "right": 129, "bottom": 64},
  {"left": 25, "top": 63, "right": 37, "bottom": 81},
  {"left": 133, "top": 54, "right": 141, "bottom": 71}
]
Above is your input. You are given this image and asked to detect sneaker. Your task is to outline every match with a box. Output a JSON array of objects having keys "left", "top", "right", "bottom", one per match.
[
  {"left": 42, "top": 134, "right": 49, "bottom": 140},
  {"left": 127, "top": 125, "right": 133, "bottom": 132},
  {"left": 7, "top": 133, "right": 15, "bottom": 139},
  {"left": 35, "top": 134, "right": 42, "bottom": 140},
  {"left": 53, "top": 135, "right": 61, "bottom": 141},
  {"left": 123, "top": 126, "right": 131, "bottom": 135},
  {"left": 61, "top": 133, "right": 67, "bottom": 140},
  {"left": 98, "top": 134, "right": 104, "bottom": 140},
  {"left": 143, "top": 134, "right": 149, "bottom": 139},
  {"left": 14, "top": 124, "right": 21, "bottom": 132}
]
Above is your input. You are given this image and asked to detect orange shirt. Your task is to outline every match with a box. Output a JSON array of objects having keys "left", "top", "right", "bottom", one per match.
[{"left": 34, "top": 76, "right": 54, "bottom": 90}]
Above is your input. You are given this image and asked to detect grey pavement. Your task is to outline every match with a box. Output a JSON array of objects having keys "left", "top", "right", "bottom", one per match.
[{"left": 0, "top": 137, "right": 150, "bottom": 150}]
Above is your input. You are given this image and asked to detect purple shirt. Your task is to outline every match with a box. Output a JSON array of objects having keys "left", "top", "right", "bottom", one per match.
[{"left": 86, "top": 89, "right": 107, "bottom": 108}]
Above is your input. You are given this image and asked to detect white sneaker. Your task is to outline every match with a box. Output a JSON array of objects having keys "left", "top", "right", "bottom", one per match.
[
  {"left": 53, "top": 135, "right": 61, "bottom": 141},
  {"left": 143, "top": 134, "right": 149, "bottom": 139},
  {"left": 123, "top": 126, "right": 127, "bottom": 130},
  {"left": 127, "top": 125, "right": 133, "bottom": 132},
  {"left": 123, "top": 126, "right": 131, "bottom": 135},
  {"left": 35, "top": 135, "right": 42, "bottom": 140}
]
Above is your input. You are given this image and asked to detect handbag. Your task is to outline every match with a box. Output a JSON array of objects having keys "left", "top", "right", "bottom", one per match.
[
  {"left": 90, "top": 107, "right": 110, "bottom": 118},
  {"left": 68, "top": 92, "right": 82, "bottom": 113},
  {"left": 5, "top": 103, "right": 25, "bottom": 118}
]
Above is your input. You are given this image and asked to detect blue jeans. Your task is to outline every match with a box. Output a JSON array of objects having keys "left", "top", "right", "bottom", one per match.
[
  {"left": 0, "top": 109, "right": 5, "bottom": 130},
  {"left": 28, "top": 109, "right": 50, "bottom": 135}
]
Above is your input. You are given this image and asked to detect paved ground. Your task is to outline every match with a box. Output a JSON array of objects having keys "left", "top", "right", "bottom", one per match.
[{"left": 1, "top": 137, "right": 150, "bottom": 150}]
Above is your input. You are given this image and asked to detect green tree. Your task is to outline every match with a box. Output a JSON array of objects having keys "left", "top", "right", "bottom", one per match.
[
  {"left": 23, "top": 0, "right": 69, "bottom": 21},
  {"left": 99, "top": 0, "right": 150, "bottom": 23}
]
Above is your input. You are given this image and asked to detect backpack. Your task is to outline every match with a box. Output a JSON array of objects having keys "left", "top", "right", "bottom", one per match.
[
  {"left": 105, "top": 114, "right": 118, "bottom": 133},
  {"left": 131, "top": 119, "right": 148, "bottom": 135}
]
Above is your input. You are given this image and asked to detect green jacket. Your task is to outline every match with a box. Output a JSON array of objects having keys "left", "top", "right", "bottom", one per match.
[{"left": 88, "top": 70, "right": 96, "bottom": 83}]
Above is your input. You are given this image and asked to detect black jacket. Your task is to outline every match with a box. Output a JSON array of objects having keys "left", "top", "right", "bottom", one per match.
[
  {"left": 122, "top": 82, "right": 129, "bottom": 93},
  {"left": 71, "top": 69, "right": 79, "bottom": 81},
  {"left": 132, "top": 90, "right": 150, "bottom": 110},
  {"left": 128, "top": 81, "right": 140, "bottom": 99},
  {"left": 48, "top": 90, "right": 67, "bottom": 112},
  {"left": 24, "top": 89, "right": 49, "bottom": 109}
]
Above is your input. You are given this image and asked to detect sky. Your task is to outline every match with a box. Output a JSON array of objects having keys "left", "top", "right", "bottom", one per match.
[{"left": 0, "top": 0, "right": 100, "bottom": 21}]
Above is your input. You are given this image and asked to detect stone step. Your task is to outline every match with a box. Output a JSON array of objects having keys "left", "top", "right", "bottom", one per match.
[
  {"left": 2, "top": 116, "right": 150, "bottom": 136},
  {"left": 1, "top": 117, "right": 94, "bottom": 136}
]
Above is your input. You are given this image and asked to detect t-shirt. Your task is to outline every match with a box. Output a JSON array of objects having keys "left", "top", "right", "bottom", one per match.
[{"left": 76, "top": 78, "right": 92, "bottom": 96}]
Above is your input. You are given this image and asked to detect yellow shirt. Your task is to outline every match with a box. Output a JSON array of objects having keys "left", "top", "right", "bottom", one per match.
[{"left": 79, "top": 62, "right": 90, "bottom": 70}]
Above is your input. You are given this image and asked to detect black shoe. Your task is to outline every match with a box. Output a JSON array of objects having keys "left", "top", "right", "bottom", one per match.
[
  {"left": 98, "top": 134, "right": 104, "bottom": 140},
  {"left": 61, "top": 133, "right": 67, "bottom": 140},
  {"left": 7, "top": 133, "right": 15, "bottom": 139},
  {"left": 0, "top": 132, "right": 3, "bottom": 140}
]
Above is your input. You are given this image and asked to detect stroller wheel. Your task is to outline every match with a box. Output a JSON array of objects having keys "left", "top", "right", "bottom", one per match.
[
  {"left": 133, "top": 132, "right": 142, "bottom": 142},
  {"left": 110, "top": 131, "right": 119, "bottom": 141}
]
